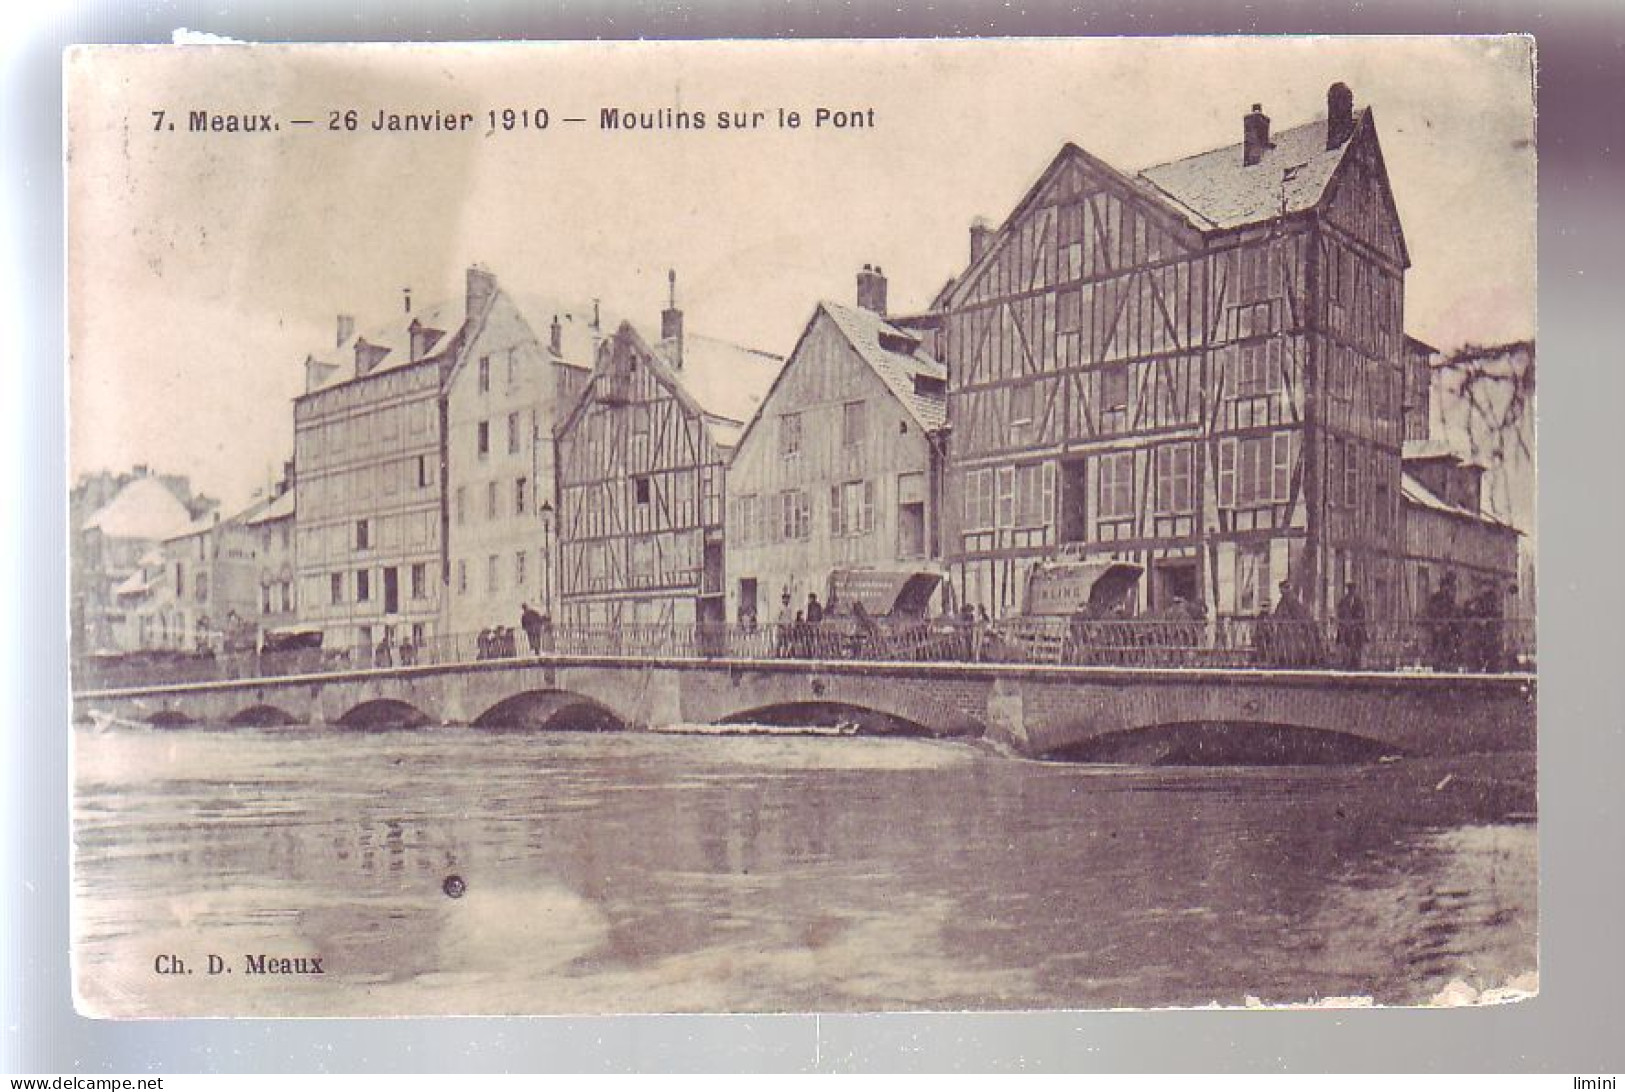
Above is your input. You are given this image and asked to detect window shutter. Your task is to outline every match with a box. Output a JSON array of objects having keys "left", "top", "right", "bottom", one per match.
[
  {"left": 1272, "top": 432, "right": 1292, "bottom": 502},
  {"left": 863, "top": 480, "right": 875, "bottom": 533},
  {"left": 1217, "top": 437, "right": 1237, "bottom": 508}
]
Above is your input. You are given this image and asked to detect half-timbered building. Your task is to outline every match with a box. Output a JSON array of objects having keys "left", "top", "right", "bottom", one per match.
[
  {"left": 935, "top": 82, "right": 1412, "bottom": 621},
  {"left": 725, "top": 270, "right": 948, "bottom": 625},
  {"left": 554, "top": 280, "right": 783, "bottom": 627}
]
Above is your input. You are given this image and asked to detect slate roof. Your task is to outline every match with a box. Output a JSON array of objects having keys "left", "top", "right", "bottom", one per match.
[
  {"left": 1401, "top": 472, "right": 1516, "bottom": 532},
  {"left": 81, "top": 476, "right": 196, "bottom": 541},
  {"left": 244, "top": 488, "right": 295, "bottom": 525},
  {"left": 650, "top": 332, "right": 785, "bottom": 448},
  {"left": 303, "top": 298, "right": 462, "bottom": 393},
  {"left": 504, "top": 293, "right": 612, "bottom": 371},
  {"left": 818, "top": 301, "right": 948, "bottom": 432},
  {"left": 1137, "top": 111, "right": 1364, "bottom": 231}
]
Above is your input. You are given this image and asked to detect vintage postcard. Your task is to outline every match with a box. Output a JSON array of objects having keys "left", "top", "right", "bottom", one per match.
[{"left": 66, "top": 37, "right": 1537, "bottom": 1017}]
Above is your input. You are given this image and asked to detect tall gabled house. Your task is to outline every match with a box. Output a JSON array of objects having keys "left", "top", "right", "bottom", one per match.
[
  {"left": 935, "top": 82, "right": 1411, "bottom": 621},
  {"left": 554, "top": 277, "right": 783, "bottom": 627},
  {"left": 442, "top": 268, "right": 602, "bottom": 637},
  {"left": 725, "top": 269, "right": 948, "bottom": 625}
]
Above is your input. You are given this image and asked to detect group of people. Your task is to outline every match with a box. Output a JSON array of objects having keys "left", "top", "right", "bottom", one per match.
[
  {"left": 1421, "top": 572, "right": 1515, "bottom": 673},
  {"left": 371, "top": 633, "right": 418, "bottom": 668},
  {"left": 476, "top": 603, "right": 553, "bottom": 660}
]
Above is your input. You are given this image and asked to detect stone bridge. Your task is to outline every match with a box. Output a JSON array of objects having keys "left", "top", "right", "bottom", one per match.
[{"left": 72, "top": 654, "right": 1537, "bottom": 761}]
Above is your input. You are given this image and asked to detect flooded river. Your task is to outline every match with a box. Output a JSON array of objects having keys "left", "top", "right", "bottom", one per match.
[{"left": 72, "top": 723, "right": 1536, "bottom": 1016}]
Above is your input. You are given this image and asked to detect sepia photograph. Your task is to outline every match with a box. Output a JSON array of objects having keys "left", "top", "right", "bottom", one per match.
[{"left": 64, "top": 36, "right": 1537, "bottom": 1018}]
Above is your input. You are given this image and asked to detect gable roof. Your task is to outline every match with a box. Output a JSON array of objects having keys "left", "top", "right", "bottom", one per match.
[
  {"left": 1401, "top": 472, "right": 1517, "bottom": 533},
  {"left": 819, "top": 302, "right": 947, "bottom": 432},
  {"left": 243, "top": 488, "right": 295, "bottom": 525},
  {"left": 559, "top": 321, "right": 784, "bottom": 453},
  {"left": 1138, "top": 111, "right": 1363, "bottom": 231},
  {"left": 81, "top": 476, "right": 196, "bottom": 541},
  {"left": 731, "top": 301, "right": 948, "bottom": 459}
]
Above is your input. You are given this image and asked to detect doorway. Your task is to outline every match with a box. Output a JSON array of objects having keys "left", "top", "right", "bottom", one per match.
[{"left": 1152, "top": 559, "right": 1199, "bottom": 610}]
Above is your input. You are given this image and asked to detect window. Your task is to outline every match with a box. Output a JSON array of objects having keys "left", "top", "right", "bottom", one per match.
[
  {"left": 963, "top": 467, "right": 995, "bottom": 531},
  {"left": 842, "top": 401, "right": 866, "bottom": 448},
  {"left": 1220, "top": 433, "right": 1294, "bottom": 508},
  {"left": 477, "top": 420, "right": 490, "bottom": 458},
  {"left": 457, "top": 560, "right": 468, "bottom": 595},
  {"left": 1153, "top": 443, "right": 1193, "bottom": 514},
  {"left": 515, "top": 477, "right": 528, "bottom": 515},
  {"left": 898, "top": 471, "right": 927, "bottom": 557},
  {"left": 195, "top": 572, "right": 208, "bottom": 602},
  {"left": 780, "top": 413, "right": 802, "bottom": 458},
  {"left": 487, "top": 554, "right": 499, "bottom": 594},
  {"left": 634, "top": 475, "right": 651, "bottom": 505},
  {"left": 1098, "top": 451, "right": 1134, "bottom": 519},
  {"left": 411, "top": 622, "right": 425, "bottom": 646},
  {"left": 355, "top": 519, "right": 370, "bottom": 550},
  {"left": 478, "top": 355, "right": 490, "bottom": 393},
  {"left": 456, "top": 486, "right": 467, "bottom": 526},
  {"left": 416, "top": 454, "right": 431, "bottom": 489},
  {"left": 354, "top": 568, "right": 370, "bottom": 602},
  {"left": 1099, "top": 365, "right": 1129, "bottom": 429},
  {"left": 779, "top": 490, "right": 810, "bottom": 540},
  {"left": 487, "top": 481, "right": 499, "bottom": 520},
  {"left": 1236, "top": 542, "right": 1271, "bottom": 614},
  {"left": 1010, "top": 381, "right": 1035, "bottom": 425},
  {"left": 734, "top": 493, "right": 759, "bottom": 547},
  {"left": 515, "top": 551, "right": 527, "bottom": 586},
  {"left": 262, "top": 585, "right": 272, "bottom": 614},
  {"left": 1239, "top": 244, "right": 1271, "bottom": 302},
  {"left": 507, "top": 412, "right": 520, "bottom": 454},
  {"left": 830, "top": 480, "right": 874, "bottom": 536},
  {"left": 1345, "top": 440, "right": 1360, "bottom": 508},
  {"left": 331, "top": 572, "right": 343, "bottom": 604},
  {"left": 506, "top": 348, "right": 518, "bottom": 388},
  {"left": 411, "top": 563, "right": 425, "bottom": 600},
  {"left": 1235, "top": 339, "right": 1281, "bottom": 396},
  {"left": 1015, "top": 463, "right": 1054, "bottom": 527}
]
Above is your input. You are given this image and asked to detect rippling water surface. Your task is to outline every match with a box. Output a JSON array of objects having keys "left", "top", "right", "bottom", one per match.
[{"left": 72, "top": 723, "right": 1535, "bottom": 1015}]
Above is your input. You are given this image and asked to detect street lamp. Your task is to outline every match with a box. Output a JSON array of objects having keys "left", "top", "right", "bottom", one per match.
[{"left": 538, "top": 499, "right": 554, "bottom": 619}]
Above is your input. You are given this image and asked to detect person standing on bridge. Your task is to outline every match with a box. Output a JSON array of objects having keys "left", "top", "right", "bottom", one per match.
[
  {"left": 1335, "top": 582, "right": 1367, "bottom": 670},
  {"left": 520, "top": 603, "right": 544, "bottom": 655}
]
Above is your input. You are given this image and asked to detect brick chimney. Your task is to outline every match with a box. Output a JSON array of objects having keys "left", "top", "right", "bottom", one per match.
[
  {"left": 661, "top": 269, "right": 684, "bottom": 368},
  {"left": 466, "top": 264, "right": 498, "bottom": 320},
  {"left": 856, "top": 264, "right": 888, "bottom": 316},
  {"left": 1326, "top": 82, "right": 1355, "bottom": 149},
  {"left": 336, "top": 314, "right": 355, "bottom": 347},
  {"left": 1243, "top": 103, "right": 1272, "bottom": 167},
  {"left": 969, "top": 218, "right": 995, "bottom": 264}
]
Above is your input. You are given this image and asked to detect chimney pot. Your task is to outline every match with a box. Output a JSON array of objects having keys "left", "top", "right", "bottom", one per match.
[
  {"left": 549, "top": 314, "right": 563, "bottom": 356},
  {"left": 1243, "top": 103, "right": 1272, "bottom": 167},
  {"left": 1326, "top": 81, "right": 1355, "bottom": 149},
  {"left": 969, "top": 218, "right": 994, "bottom": 264},
  {"left": 856, "top": 264, "right": 889, "bottom": 316},
  {"left": 402, "top": 287, "right": 413, "bottom": 314},
  {"left": 661, "top": 269, "right": 684, "bottom": 366}
]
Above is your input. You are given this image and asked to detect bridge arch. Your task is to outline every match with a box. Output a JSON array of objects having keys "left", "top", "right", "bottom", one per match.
[
  {"left": 720, "top": 701, "right": 937, "bottom": 737},
  {"left": 337, "top": 698, "right": 432, "bottom": 730},
  {"left": 228, "top": 704, "right": 300, "bottom": 727},
  {"left": 145, "top": 708, "right": 195, "bottom": 727},
  {"left": 1039, "top": 720, "right": 1398, "bottom": 766},
  {"left": 472, "top": 689, "right": 627, "bottom": 731}
]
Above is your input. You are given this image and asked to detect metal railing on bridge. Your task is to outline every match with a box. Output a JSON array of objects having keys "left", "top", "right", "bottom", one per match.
[{"left": 75, "top": 615, "right": 1536, "bottom": 692}]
